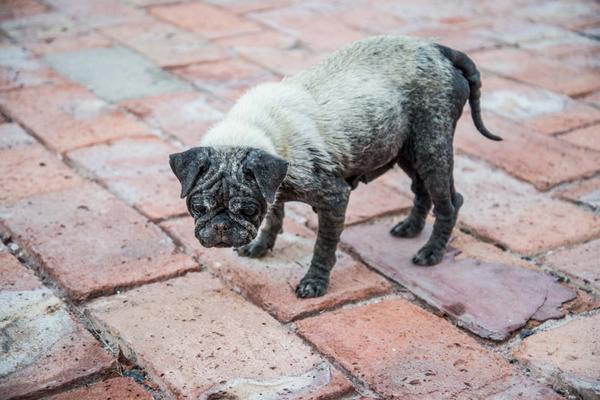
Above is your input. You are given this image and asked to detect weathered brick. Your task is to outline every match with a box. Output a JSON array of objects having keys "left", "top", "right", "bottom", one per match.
[
  {"left": 67, "top": 137, "right": 186, "bottom": 221},
  {"left": 0, "top": 122, "right": 34, "bottom": 150},
  {"left": 478, "top": 75, "right": 600, "bottom": 135},
  {"left": 150, "top": 2, "right": 262, "bottom": 39},
  {"left": 583, "top": 91, "right": 600, "bottom": 109},
  {"left": 341, "top": 221, "right": 575, "bottom": 340},
  {"left": 540, "top": 239, "right": 600, "bottom": 292},
  {"left": 45, "top": 0, "right": 151, "bottom": 28},
  {"left": 102, "top": 20, "right": 228, "bottom": 68},
  {"left": 455, "top": 112, "right": 600, "bottom": 190},
  {"left": 120, "top": 91, "right": 228, "bottom": 146},
  {"left": 86, "top": 272, "right": 354, "bottom": 399},
  {"left": 172, "top": 58, "right": 278, "bottom": 102},
  {"left": 0, "top": 0, "right": 48, "bottom": 21},
  {"left": 25, "top": 31, "right": 112, "bottom": 55},
  {"left": 514, "top": 315, "right": 600, "bottom": 399},
  {"left": 45, "top": 46, "right": 190, "bottom": 102},
  {"left": 0, "top": 12, "right": 88, "bottom": 44},
  {"left": 554, "top": 175, "right": 600, "bottom": 209},
  {"left": 0, "top": 83, "right": 151, "bottom": 153},
  {"left": 453, "top": 156, "right": 600, "bottom": 254},
  {"left": 47, "top": 377, "right": 152, "bottom": 400},
  {"left": 520, "top": 33, "right": 600, "bottom": 70},
  {"left": 296, "top": 299, "right": 528, "bottom": 398},
  {"left": 161, "top": 217, "right": 391, "bottom": 322},
  {"left": 0, "top": 45, "right": 65, "bottom": 91},
  {"left": 559, "top": 123, "right": 600, "bottom": 152},
  {"left": 205, "top": 0, "right": 298, "bottom": 15},
  {"left": 473, "top": 48, "right": 600, "bottom": 97},
  {"left": 290, "top": 178, "right": 413, "bottom": 229},
  {"left": 0, "top": 252, "right": 115, "bottom": 400},
  {"left": 0, "top": 183, "right": 198, "bottom": 300},
  {"left": 474, "top": 18, "right": 571, "bottom": 45}
]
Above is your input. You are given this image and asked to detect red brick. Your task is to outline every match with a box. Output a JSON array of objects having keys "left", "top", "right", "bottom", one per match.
[
  {"left": 0, "top": 252, "right": 115, "bottom": 399},
  {"left": 102, "top": 20, "right": 228, "bottom": 68},
  {"left": 520, "top": 33, "right": 600, "bottom": 70},
  {"left": 86, "top": 272, "right": 354, "bottom": 399},
  {"left": 473, "top": 18, "right": 570, "bottom": 46},
  {"left": 517, "top": 0, "right": 600, "bottom": 27},
  {"left": 216, "top": 28, "right": 299, "bottom": 50},
  {"left": 0, "top": 45, "right": 65, "bottom": 91},
  {"left": 341, "top": 221, "right": 575, "bottom": 340},
  {"left": 456, "top": 112, "right": 600, "bottom": 191},
  {"left": 540, "top": 239, "right": 600, "bottom": 292},
  {"left": 514, "top": 314, "right": 600, "bottom": 399},
  {"left": 554, "top": 175, "right": 600, "bottom": 209},
  {"left": 45, "top": 0, "right": 151, "bottom": 28},
  {"left": 120, "top": 91, "right": 228, "bottom": 146},
  {"left": 290, "top": 178, "right": 413, "bottom": 229},
  {"left": 206, "top": 0, "right": 298, "bottom": 15},
  {"left": 473, "top": 48, "right": 600, "bottom": 96},
  {"left": 172, "top": 58, "right": 278, "bottom": 102},
  {"left": 161, "top": 217, "right": 391, "bottom": 322},
  {"left": 335, "top": 5, "right": 405, "bottom": 35},
  {"left": 583, "top": 91, "right": 600, "bottom": 109},
  {"left": 296, "top": 299, "right": 522, "bottom": 398},
  {"left": 0, "top": 83, "right": 151, "bottom": 153},
  {"left": 0, "top": 183, "right": 198, "bottom": 300},
  {"left": 0, "top": 144, "right": 84, "bottom": 203},
  {"left": 373, "top": 0, "right": 480, "bottom": 23},
  {"left": 67, "top": 137, "right": 186, "bottom": 221},
  {"left": 479, "top": 74, "right": 600, "bottom": 135},
  {"left": 48, "top": 377, "right": 152, "bottom": 400},
  {"left": 559, "top": 123, "right": 600, "bottom": 152},
  {"left": 150, "top": 2, "right": 262, "bottom": 39},
  {"left": 241, "top": 46, "right": 326, "bottom": 76},
  {"left": 26, "top": 31, "right": 113, "bottom": 55},
  {"left": 249, "top": 5, "right": 365, "bottom": 51},
  {"left": 0, "top": 0, "right": 47, "bottom": 21},
  {"left": 454, "top": 156, "right": 600, "bottom": 254}
]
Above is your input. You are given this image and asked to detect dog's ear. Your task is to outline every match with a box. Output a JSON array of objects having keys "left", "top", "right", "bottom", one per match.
[
  {"left": 169, "top": 147, "right": 211, "bottom": 198},
  {"left": 244, "top": 149, "right": 288, "bottom": 204}
]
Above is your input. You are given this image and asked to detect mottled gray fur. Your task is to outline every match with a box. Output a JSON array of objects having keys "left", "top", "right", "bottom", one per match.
[{"left": 169, "top": 36, "right": 500, "bottom": 298}]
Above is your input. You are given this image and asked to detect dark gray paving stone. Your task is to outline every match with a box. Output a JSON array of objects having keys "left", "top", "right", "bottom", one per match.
[
  {"left": 341, "top": 223, "right": 576, "bottom": 340},
  {"left": 45, "top": 46, "right": 190, "bottom": 101}
]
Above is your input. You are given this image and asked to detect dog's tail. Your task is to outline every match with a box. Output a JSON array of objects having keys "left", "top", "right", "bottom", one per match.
[{"left": 436, "top": 44, "right": 502, "bottom": 141}]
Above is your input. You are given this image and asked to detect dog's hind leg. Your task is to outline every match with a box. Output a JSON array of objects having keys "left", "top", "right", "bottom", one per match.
[
  {"left": 391, "top": 160, "right": 431, "bottom": 238},
  {"left": 236, "top": 202, "right": 285, "bottom": 258}
]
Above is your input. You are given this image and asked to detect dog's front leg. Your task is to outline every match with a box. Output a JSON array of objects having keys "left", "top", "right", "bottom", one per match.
[
  {"left": 296, "top": 184, "right": 350, "bottom": 298},
  {"left": 236, "top": 202, "right": 285, "bottom": 258}
]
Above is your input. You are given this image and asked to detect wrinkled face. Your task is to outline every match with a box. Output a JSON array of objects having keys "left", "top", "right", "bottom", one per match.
[{"left": 169, "top": 146, "right": 288, "bottom": 249}]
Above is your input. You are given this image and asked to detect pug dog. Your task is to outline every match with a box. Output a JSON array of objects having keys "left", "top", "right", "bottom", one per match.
[{"left": 169, "top": 36, "right": 501, "bottom": 298}]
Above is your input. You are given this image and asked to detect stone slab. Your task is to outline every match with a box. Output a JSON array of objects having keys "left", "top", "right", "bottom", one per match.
[{"left": 540, "top": 239, "right": 600, "bottom": 292}]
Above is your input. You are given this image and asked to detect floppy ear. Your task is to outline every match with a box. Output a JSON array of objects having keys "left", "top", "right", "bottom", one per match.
[
  {"left": 169, "top": 147, "right": 211, "bottom": 198},
  {"left": 244, "top": 149, "right": 288, "bottom": 204}
]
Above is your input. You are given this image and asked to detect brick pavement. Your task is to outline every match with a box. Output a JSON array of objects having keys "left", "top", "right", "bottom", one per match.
[{"left": 0, "top": 0, "right": 599, "bottom": 399}]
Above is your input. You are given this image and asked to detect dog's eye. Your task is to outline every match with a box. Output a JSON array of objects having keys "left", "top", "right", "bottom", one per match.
[
  {"left": 242, "top": 205, "right": 257, "bottom": 217},
  {"left": 191, "top": 203, "right": 206, "bottom": 215}
]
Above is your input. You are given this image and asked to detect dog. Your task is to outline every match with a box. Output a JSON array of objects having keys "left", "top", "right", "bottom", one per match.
[{"left": 169, "top": 36, "right": 501, "bottom": 298}]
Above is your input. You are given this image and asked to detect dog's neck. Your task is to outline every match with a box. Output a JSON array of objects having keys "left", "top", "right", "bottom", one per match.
[{"left": 201, "top": 119, "right": 280, "bottom": 157}]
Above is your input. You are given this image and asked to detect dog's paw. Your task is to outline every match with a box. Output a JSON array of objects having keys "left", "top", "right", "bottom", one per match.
[
  {"left": 235, "top": 240, "right": 270, "bottom": 258},
  {"left": 412, "top": 245, "right": 443, "bottom": 266},
  {"left": 296, "top": 276, "right": 328, "bottom": 298},
  {"left": 390, "top": 218, "right": 424, "bottom": 238}
]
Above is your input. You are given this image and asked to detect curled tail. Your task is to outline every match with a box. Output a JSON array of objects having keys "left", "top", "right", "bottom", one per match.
[{"left": 435, "top": 44, "right": 502, "bottom": 141}]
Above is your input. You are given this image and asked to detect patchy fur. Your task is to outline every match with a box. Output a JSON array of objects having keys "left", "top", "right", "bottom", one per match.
[{"left": 171, "top": 35, "right": 500, "bottom": 298}]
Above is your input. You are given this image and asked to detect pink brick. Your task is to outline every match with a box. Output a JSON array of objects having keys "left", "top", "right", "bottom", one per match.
[
  {"left": 67, "top": 137, "right": 186, "bottom": 221},
  {"left": 0, "top": 12, "right": 89, "bottom": 44},
  {"left": 583, "top": 91, "right": 600, "bottom": 109},
  {"left": 172, "top": 58, "right": 278, "bottom": 102},
  {"left": 514, "top": 314, "right": 600, "bottom": 399},
  {"left": 290, "top": 178, "right": 413, "bottom": 229},
  {"left": 0, "top": 83, "right": 151, "bottom": 153},
  {"left": 161, "top": 217, "right": 391, "bottom": 322},
  {"left": 554, "top": 175, "right": 600, "bottom": 209},
  {"left": 45, "top": 0, "right": 151, "bottom": 28},
  {"left": 0, "top": 122, "right": 35, "bottom": 149},
  {"left": 0, "top": 252, "right": 115, "bottom": 399},
  {"left": 454, "top": 156, "right": 600, "bottom": 254},
  {"left": 479, "top": 74, "right": 600, "bottom": 135},
  {"left": 0, "top": 183, "right": 198, "bottom": 300},
  {"left": 0, "top": 0, "right": 47, "bottom": 21},
  {"left": 120, "top": 91, "right": 228, "bottom": 146},
  {"left": 296, "top": 299, "right": 532, "bottom": 398},
  {"left": 473, "top": 18, "right": 571, "bottom": 45},
  {"left": 473, "top": 48, "right": 600, "bottom": 97},
  {"left": 0, "top": 45, "right": 65, "bottom": 91},
  {"left": 26, "top": 31, "right": 113, "bottom": 55},
  {"left": 559, "top": 124, "right": 600, "bottom": 152},
  {"left": 540, "top": 239, "right": 600, "bottom": 292},
  {"left": 205, "top": 0, "right": 298, "bottom": 15},
  {"left": 102, "top": 20, "right": 228, "bottom": 68},
  {"left": 48, "top": 377, "right": 152, "bottom": 400},
  {"left": 86, "top": 272, "right": 354, "bottom": 399},
  {"left": 150, "top": 2, "right": 262, "bottom": 39},
  {"left": 520, "top": 34, "right": 600, "bottom": 70},
  {"left": 0, "top": 144, "right": 84, "bottom": 204},
  {"left": 455, "top": 112, "right": 600, "bottom": 191}
]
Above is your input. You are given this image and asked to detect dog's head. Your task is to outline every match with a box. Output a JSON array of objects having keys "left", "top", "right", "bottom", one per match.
[{"left": 169, "top": 146, "right": 288, "bottom": 248}]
